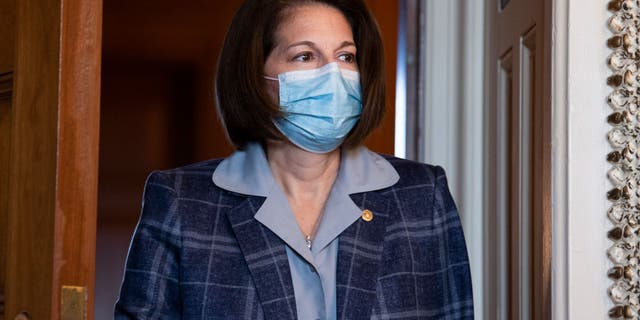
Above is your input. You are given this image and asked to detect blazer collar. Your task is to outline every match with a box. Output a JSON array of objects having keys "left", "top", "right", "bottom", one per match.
[
  {"left": 214, "top": 143, "right": 400, "bottom": 319},
  {"left": 213, "top": 142, "right": 399, "bottom": 262},
  {"left": 224, "top": 190, "right": 392, "bottom": 320},
  {"left": 224, "top": 196, "right": 298, "bottom": 320}
]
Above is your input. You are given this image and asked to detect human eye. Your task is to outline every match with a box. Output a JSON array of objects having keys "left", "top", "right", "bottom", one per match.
[
  {"left": 338, "top": 52, "right": 356, "bottom": 64},
  {"left": 292, "top": 52, "right": 314, "bottom": 62}
]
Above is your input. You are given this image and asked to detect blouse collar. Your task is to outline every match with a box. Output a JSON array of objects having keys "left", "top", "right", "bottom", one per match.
[{"left": 212, "top": 142, "right": 399, "bottom": 197}]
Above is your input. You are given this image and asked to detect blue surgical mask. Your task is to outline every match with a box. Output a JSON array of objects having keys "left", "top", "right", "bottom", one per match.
[{"left": 265, "top": 62, "right": 362, "bottom": 153}]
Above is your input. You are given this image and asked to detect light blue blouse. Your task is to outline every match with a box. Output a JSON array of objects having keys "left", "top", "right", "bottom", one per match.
[{"left": 212, "top": 143, "right": 399, "bottom": 320}]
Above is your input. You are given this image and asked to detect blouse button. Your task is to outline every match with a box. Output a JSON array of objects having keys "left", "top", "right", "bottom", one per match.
[{"left": 362, "top": 209, "right": 374, "bottom": 222}]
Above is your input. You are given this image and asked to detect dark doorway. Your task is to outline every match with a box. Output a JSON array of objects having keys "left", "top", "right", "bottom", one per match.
[{"left": 96, "top": 1, "right": 240, "bottom": 317}]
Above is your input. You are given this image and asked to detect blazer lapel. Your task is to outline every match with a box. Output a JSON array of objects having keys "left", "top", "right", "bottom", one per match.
[
  {"left": 225, "top": 195, "right": 297, "bottom": 320},
  {"left": 336, "top": 191, "right": 390, "bottom": 320}
]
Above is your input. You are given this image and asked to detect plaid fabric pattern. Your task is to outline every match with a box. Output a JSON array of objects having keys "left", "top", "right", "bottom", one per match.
[{"left": 115, "top": 156, "right": 473, "bottom": 319}]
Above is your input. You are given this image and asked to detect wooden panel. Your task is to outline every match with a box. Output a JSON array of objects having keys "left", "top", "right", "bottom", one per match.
[
  {"left": 0, "top": 73, "right": 12, "bottom": 320},
  {"left": 4, "top": 0, "right": 102, "bottom": 319},
  {"left": 5, "top": 0, "right": 62, "bottom": 317},
  {"left": 495, "top": 0, "right": 536, "bottom": 54},
  {"left": 363, "top": 0, "right": 398, "bottom": 155},
  {"left": 0, "top": 0, "right": 16, "bottom": 317},
  {"left": 486, "top": 0, "right": 552, "bottom": 318},
  {"left": 0, "top": 0, "right": 15, "bottom": 74}
]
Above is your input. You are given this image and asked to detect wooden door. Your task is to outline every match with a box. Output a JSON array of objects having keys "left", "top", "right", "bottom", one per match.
[
  {"left": 485, "top": 0, "right": 552, "bottom": 319},
  {"left": 0, "top": 0, "right": 102, "bottom": 319}
]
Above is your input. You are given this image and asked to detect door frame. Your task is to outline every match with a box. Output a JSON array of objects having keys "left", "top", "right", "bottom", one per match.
[
  {"left": 2, "top": 0, "right": 102, "bottom": 319},
  {"left": 550, "top": 0, "right": 568, "bottom": 318}
]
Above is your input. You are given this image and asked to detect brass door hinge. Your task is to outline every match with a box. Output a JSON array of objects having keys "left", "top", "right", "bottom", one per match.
[{"left": 61, "top": 286, "right": 86, "bottom": 320}]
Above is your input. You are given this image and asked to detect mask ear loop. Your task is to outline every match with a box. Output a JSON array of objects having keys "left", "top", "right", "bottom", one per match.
[{"left": 263, "top": 75, "right": 278, "bottom": 81}]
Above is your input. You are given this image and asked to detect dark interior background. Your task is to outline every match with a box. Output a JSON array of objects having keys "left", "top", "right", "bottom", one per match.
[{"left": 96, "top": 1, "right": 397, "bottom": 318}]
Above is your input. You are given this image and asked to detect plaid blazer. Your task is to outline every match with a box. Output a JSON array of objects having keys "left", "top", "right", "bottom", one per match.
[{"left": 115, "top": 155, "right": 474, "bottom": 319}]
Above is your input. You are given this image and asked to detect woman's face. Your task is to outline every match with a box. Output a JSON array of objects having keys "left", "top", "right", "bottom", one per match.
[{"left": 264, "top": 4, "right": 358, "bottom": 81}]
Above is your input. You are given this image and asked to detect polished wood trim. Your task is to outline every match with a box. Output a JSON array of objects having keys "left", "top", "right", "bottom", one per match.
[
  {"left": 4, "top": 0, "right": 102, "bottom": 318},
  {"left": 53, "top": 0, "right": 102, "bottom": 318}
]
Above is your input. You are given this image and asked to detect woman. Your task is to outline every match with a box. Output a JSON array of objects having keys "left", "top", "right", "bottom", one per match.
[{"left": 115, "top": 0, "right": 473, "bottom": 319}]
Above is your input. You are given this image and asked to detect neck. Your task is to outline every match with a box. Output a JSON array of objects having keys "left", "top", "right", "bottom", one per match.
[{"left": 266, "top": 141, "right": 340, "bottom": 200}]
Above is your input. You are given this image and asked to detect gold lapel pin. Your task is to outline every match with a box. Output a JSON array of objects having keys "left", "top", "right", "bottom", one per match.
[{"left": 362, "top": 209, "right": 374, "bottom": 222}]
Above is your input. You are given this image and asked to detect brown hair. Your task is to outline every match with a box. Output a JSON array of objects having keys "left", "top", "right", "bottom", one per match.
[{"left": 215, "top": 0, "right": 385, "bottom": 150}]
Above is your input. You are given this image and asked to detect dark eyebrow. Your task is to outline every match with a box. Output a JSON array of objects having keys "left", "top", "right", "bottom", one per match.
[
  {"left": 286, "top": 40, "right": 356, "bottom": 51},
  {"left": 336, "top": 41, "right": 356, "bottom": 50},
  {"left": 286, "top": 40, "right": 316, "bottom": 50}
]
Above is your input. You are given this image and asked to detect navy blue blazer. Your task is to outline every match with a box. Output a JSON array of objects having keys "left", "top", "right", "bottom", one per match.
[{"left": 115, "top": 155, "right": 474, "bottom": 319}]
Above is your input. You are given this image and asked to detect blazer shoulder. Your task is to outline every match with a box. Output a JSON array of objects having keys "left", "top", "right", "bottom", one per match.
[
  {"left": 144, "top": 158, "right": 226, "bottom": 195},
  {"left": 379, "top": 154, "right": 447, "bottom": 188}
]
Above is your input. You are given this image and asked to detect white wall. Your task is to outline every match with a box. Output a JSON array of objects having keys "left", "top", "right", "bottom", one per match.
[{"left": 552, "top": 0, "right": 611, "bottom": 318}]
